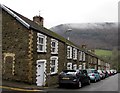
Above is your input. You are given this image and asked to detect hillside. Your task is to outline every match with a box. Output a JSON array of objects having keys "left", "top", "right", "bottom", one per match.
[{"left": 50, "top": 23, "right": 118, "bottom": 50}]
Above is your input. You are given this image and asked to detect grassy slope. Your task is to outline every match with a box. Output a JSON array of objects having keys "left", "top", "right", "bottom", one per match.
[{"left": 95, "top": 49, "right": 112, "bottom": 57}]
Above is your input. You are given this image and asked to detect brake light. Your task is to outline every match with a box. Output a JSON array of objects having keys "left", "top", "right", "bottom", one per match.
[{"left": 92, "top": 74, "right": 95, "bottom": 76}]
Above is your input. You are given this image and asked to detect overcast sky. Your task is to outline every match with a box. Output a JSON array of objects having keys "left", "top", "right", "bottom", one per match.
[{"left": 1, "top": 0, "right": 119, "bottom": 28}]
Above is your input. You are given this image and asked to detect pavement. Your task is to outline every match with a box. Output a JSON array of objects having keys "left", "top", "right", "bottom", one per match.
[{"left": 1, "top": 79, "right": 58, "bottom": 92}]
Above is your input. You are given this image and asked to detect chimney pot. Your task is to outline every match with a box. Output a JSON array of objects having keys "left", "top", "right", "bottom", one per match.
[
  {"left": 81, "top": 44, "right": 87, "bottom": 49},
  {"left": 33, "top": 16, "right": 44, "bottom": 26}
]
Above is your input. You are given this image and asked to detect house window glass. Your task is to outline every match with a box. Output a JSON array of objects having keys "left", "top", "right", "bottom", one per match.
[
  {"left": 83, "top": 63, "right": 86, "bottom": 69},
  {"left": 50, "top": 56, "right": 58, "bottom": 74},
  {"left": 67, "top": 46, "right": 72, "bottom": 59},
  {"left": 83, "top": 52, "right": 86, "bottom": 61},
  {"left": 39, "top": 37, "right": 43, "bottom": 44},
  {"left": 51, "top": 39, "right": 58, "bottom": 54},
  {"left": 73, "top": 48, "right": 77, "bottom": 60},
  {"left": 73, "top": 64, "right": 77, "bottom": 70},
  {"left": 79, "top": 65, "right": 82, "bottom": 70},
  {"left": 67, "top": 63, "right": 72, "bottom": 70},
  {"left": 37, "top": 33, "right": 47, "bottom": 52},
  {"left": 79, "top": 51, "right": 83, "bottom": 61}
]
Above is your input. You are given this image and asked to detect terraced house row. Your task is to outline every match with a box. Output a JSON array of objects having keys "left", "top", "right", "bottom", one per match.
[{"left": 1, "top": 5, "right": 110, "bottom": 86}]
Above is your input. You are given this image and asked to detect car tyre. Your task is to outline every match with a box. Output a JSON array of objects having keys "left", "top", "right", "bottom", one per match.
[
  {"left": 87, "top": 79, "right": 91, "bottom": 85},
  {"left": 94, "top": 78, "right": 97, "bottom": 83},
  {"left": 77, "top": 81, "right": 82, "bottom": 88},
  {"left": 59, "top": 84, "right": 63, "bottom": 88}
]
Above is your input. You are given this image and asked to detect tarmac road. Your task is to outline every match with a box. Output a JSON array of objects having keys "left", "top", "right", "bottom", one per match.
[
  {"left": 47, "top": 73, "right": 119, "bottom": 93},
  {"left": 1, "top": 74, "right": 119, "bottom": 93}
]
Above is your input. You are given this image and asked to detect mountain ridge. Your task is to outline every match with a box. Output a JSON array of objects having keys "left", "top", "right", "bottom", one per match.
[{"left": 50, "top": 22, "right": 118, "bottom": 50}]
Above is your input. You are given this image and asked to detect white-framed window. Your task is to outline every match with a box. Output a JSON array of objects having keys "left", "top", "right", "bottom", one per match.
[
  {"left": 98, "top": 59, "right": 101, "bottom": 65},
  {"left": 79, "top": 51, "right": 83, "bottom": 61},
  {"left": 67, "top": 46, "right": 72, "bottom": 59},
  {"left": 83, "top": 52, "right": 86, "bottom": 61},
  {"left": 79, "top": 51, "right": 86, "bottom": 61},
  {"left": 79, "top": 65, "right": 82, "bottom": 70},
  {"left": 73, "top": 64, "right": 77, "bottom": 70},
  {"left": 51, "top": 39, "right": 58, "bottom": 54},
  {"left": 37, "top": 33, "right": 47, "bottom": 52},
  {"left": 67, "top": 63, "right": 72, "bottom": 70},
  {"left": 83, "top": 63, "right": 86, "bottom": 69},
  {"left": 73, "top": 48, "right": 77, "bottom": 60},
  {"left": 50, "top": 56, "right": 58, "bottom": 74}
]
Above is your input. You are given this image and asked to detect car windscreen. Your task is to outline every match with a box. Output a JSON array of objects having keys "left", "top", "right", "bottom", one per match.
[
  {"left": 62, "top": 70, "right": 77, "bottom": 75},
  {"left": 98, "top": 70, "right": 102, "bottom": 73},
  {"left": 87, "top": 69, "right": 94, "bottom": 73}
]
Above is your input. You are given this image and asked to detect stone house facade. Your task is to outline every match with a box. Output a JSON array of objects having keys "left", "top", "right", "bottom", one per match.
[{"left": 1, "top": 5, "right": 110, "bottom": 87}]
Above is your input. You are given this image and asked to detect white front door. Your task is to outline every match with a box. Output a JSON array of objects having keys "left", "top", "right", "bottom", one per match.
[{"left": 36, "top": 60, "right": 46, "bottom": 86}]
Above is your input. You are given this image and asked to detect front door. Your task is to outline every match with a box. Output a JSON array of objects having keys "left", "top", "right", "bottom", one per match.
[{"left": 36, "top": 60, "right": 46, "bottom": 86}]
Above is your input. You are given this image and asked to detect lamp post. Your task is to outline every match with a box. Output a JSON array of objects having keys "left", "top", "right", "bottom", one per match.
[
  {"left": 65, "top": 29, "right": 72, "bottom": 40},
  {"left": 64, "top": 29, "right": 72, "bottom": 70}
]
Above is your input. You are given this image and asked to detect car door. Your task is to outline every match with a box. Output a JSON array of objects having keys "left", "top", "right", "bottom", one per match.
[
  {"left": 94, "top": 70, "right": 100, "bottom": 80},
  {"left": 79, "top": 70, "right": 86, "bottom": 83},
  {"left": 83, "top": 70, "right": 89, "bottom": 83}
]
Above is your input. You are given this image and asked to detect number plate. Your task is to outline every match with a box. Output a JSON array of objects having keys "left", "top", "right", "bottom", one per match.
[{"left": 62, "top": 77, "right": 70, "bottom": 80}]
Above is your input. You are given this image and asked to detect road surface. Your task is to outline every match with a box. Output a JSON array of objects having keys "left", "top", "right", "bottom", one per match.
[
  {"left": 1, "top": 74, "right": 119, "bottom": 93},
  {"left": 47, "top": 73, "right": 119, "bottom": 93}
]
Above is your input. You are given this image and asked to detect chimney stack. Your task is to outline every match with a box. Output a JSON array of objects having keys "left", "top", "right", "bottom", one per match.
[
  {"left": 33, "top": 16, "right": 44, "bottom": 26},
  {"left": 91, "top": 49, "right": 95, "bottom": 53},
  {"left": 81, "top": 44, "right": 87, "bottom": 49}
]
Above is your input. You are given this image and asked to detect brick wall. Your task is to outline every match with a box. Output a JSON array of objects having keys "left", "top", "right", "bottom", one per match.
[
  {"left": 32, "top": 31, "right": 66, "bottom": 86},
  {"left": 2, "top": 9, "right": 30, "bottom": 83}
]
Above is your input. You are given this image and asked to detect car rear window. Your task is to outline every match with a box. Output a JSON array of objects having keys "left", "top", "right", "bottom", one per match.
[
  {"left": 63, "top": 70, "right": 77, "bottom": 75},
  {"left": 87, "top": 69, "right": 94, "bottom": 73}
]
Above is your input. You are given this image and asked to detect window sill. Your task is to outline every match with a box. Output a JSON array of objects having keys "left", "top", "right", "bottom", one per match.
[
  {"left": 73, "top": 58, "right": 77, "bottom": 60},
  {"left": 51, "top": 52, "right": 58, "bottom": 55},
  {"left": 37, "top": 50, "right": 47, "bottom": 53},
  {"left": 50, "top": 73, "right": 58, "bottom": 76},
  {"left": 67, "top": 57, "right": 72, "bottom": 59}
]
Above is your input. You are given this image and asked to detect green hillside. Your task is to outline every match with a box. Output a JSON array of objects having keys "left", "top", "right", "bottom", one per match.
[
  {"left": 50, "top": 23, "right": 118, "bottom": 50},
  {"left": 95, "top": 49, "right": 112, "bottom": 57}
]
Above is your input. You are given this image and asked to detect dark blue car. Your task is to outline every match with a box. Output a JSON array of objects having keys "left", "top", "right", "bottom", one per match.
[{"left": 58, "top": 70, "right": 90, "bottom": 88}]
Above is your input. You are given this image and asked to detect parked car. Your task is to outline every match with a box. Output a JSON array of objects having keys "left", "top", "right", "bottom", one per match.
[
  {"left": 102, "top": 70, "right": 109, "bottom": 78},
  {"left": 106, "top": 70, "right": 112, "bottom": 76},
  {"left": 114, "top": 69, "right": 117, "bottom": 74},
  {"left": 58, "top": 69, "right": 90, "bottom": 88},
  {"left": 97, "top": 70, "right": 105, "bottom": 79},
  {"left": 86, "top": 69, "right": 101, "bottom": 82},
  {"left": 110, "top": 70, "right": 115, "bottom": 75},
  {"left": 110, "top": 69, "right": 117, "bottom": 75}
]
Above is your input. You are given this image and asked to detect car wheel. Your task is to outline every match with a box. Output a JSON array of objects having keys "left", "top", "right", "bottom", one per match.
[
  {"left": 77, "top": 81, "right": 82, "bottom": 88},
  {"left": 88, "top": 79, "right": 91, "bottom": 85},
  {"left": 94, "top": 78, "right": 96, "bottom": 83},
  {"left": 99, "top": 77, "right": 101, "bottom": 81},
  {"left": 59, "top": 84, "right": 63, "bottom": 88}
]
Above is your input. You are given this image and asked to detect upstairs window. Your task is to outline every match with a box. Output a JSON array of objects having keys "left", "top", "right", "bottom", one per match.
[
  {"left": 73, "top": 48, "right": 77, "bottom": 60},
  {"left": 98, "top": 59, "right": 101, "bottom": 65},
  {"left": 51, "top": 39, "right": 58, "bottom": 54},
  {"left": 79, "top": 51, "right": 83, "bottom": 61},
  {"left": 67, "top": 46, "right": 72, "bottom": 59},
  {"left": 37, "top": 33, "right": 47, "bottom": 52},
  {"left": 83, "top": 52, "right": 86, "bottom": 61},
  {"left": 79, "top": 51, "right": 86, "bottom": 61},
  {"left": 50, "top": 56, "right": 58, "bottom": 74}
]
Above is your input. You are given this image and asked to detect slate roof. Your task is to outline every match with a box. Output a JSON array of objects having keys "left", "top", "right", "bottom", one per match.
[
  {"left": 1, "top": 5, "right": 82, "bottom": 48},
  {"left": 1, "top": 4, "right": 106, "bottom": 61}
]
